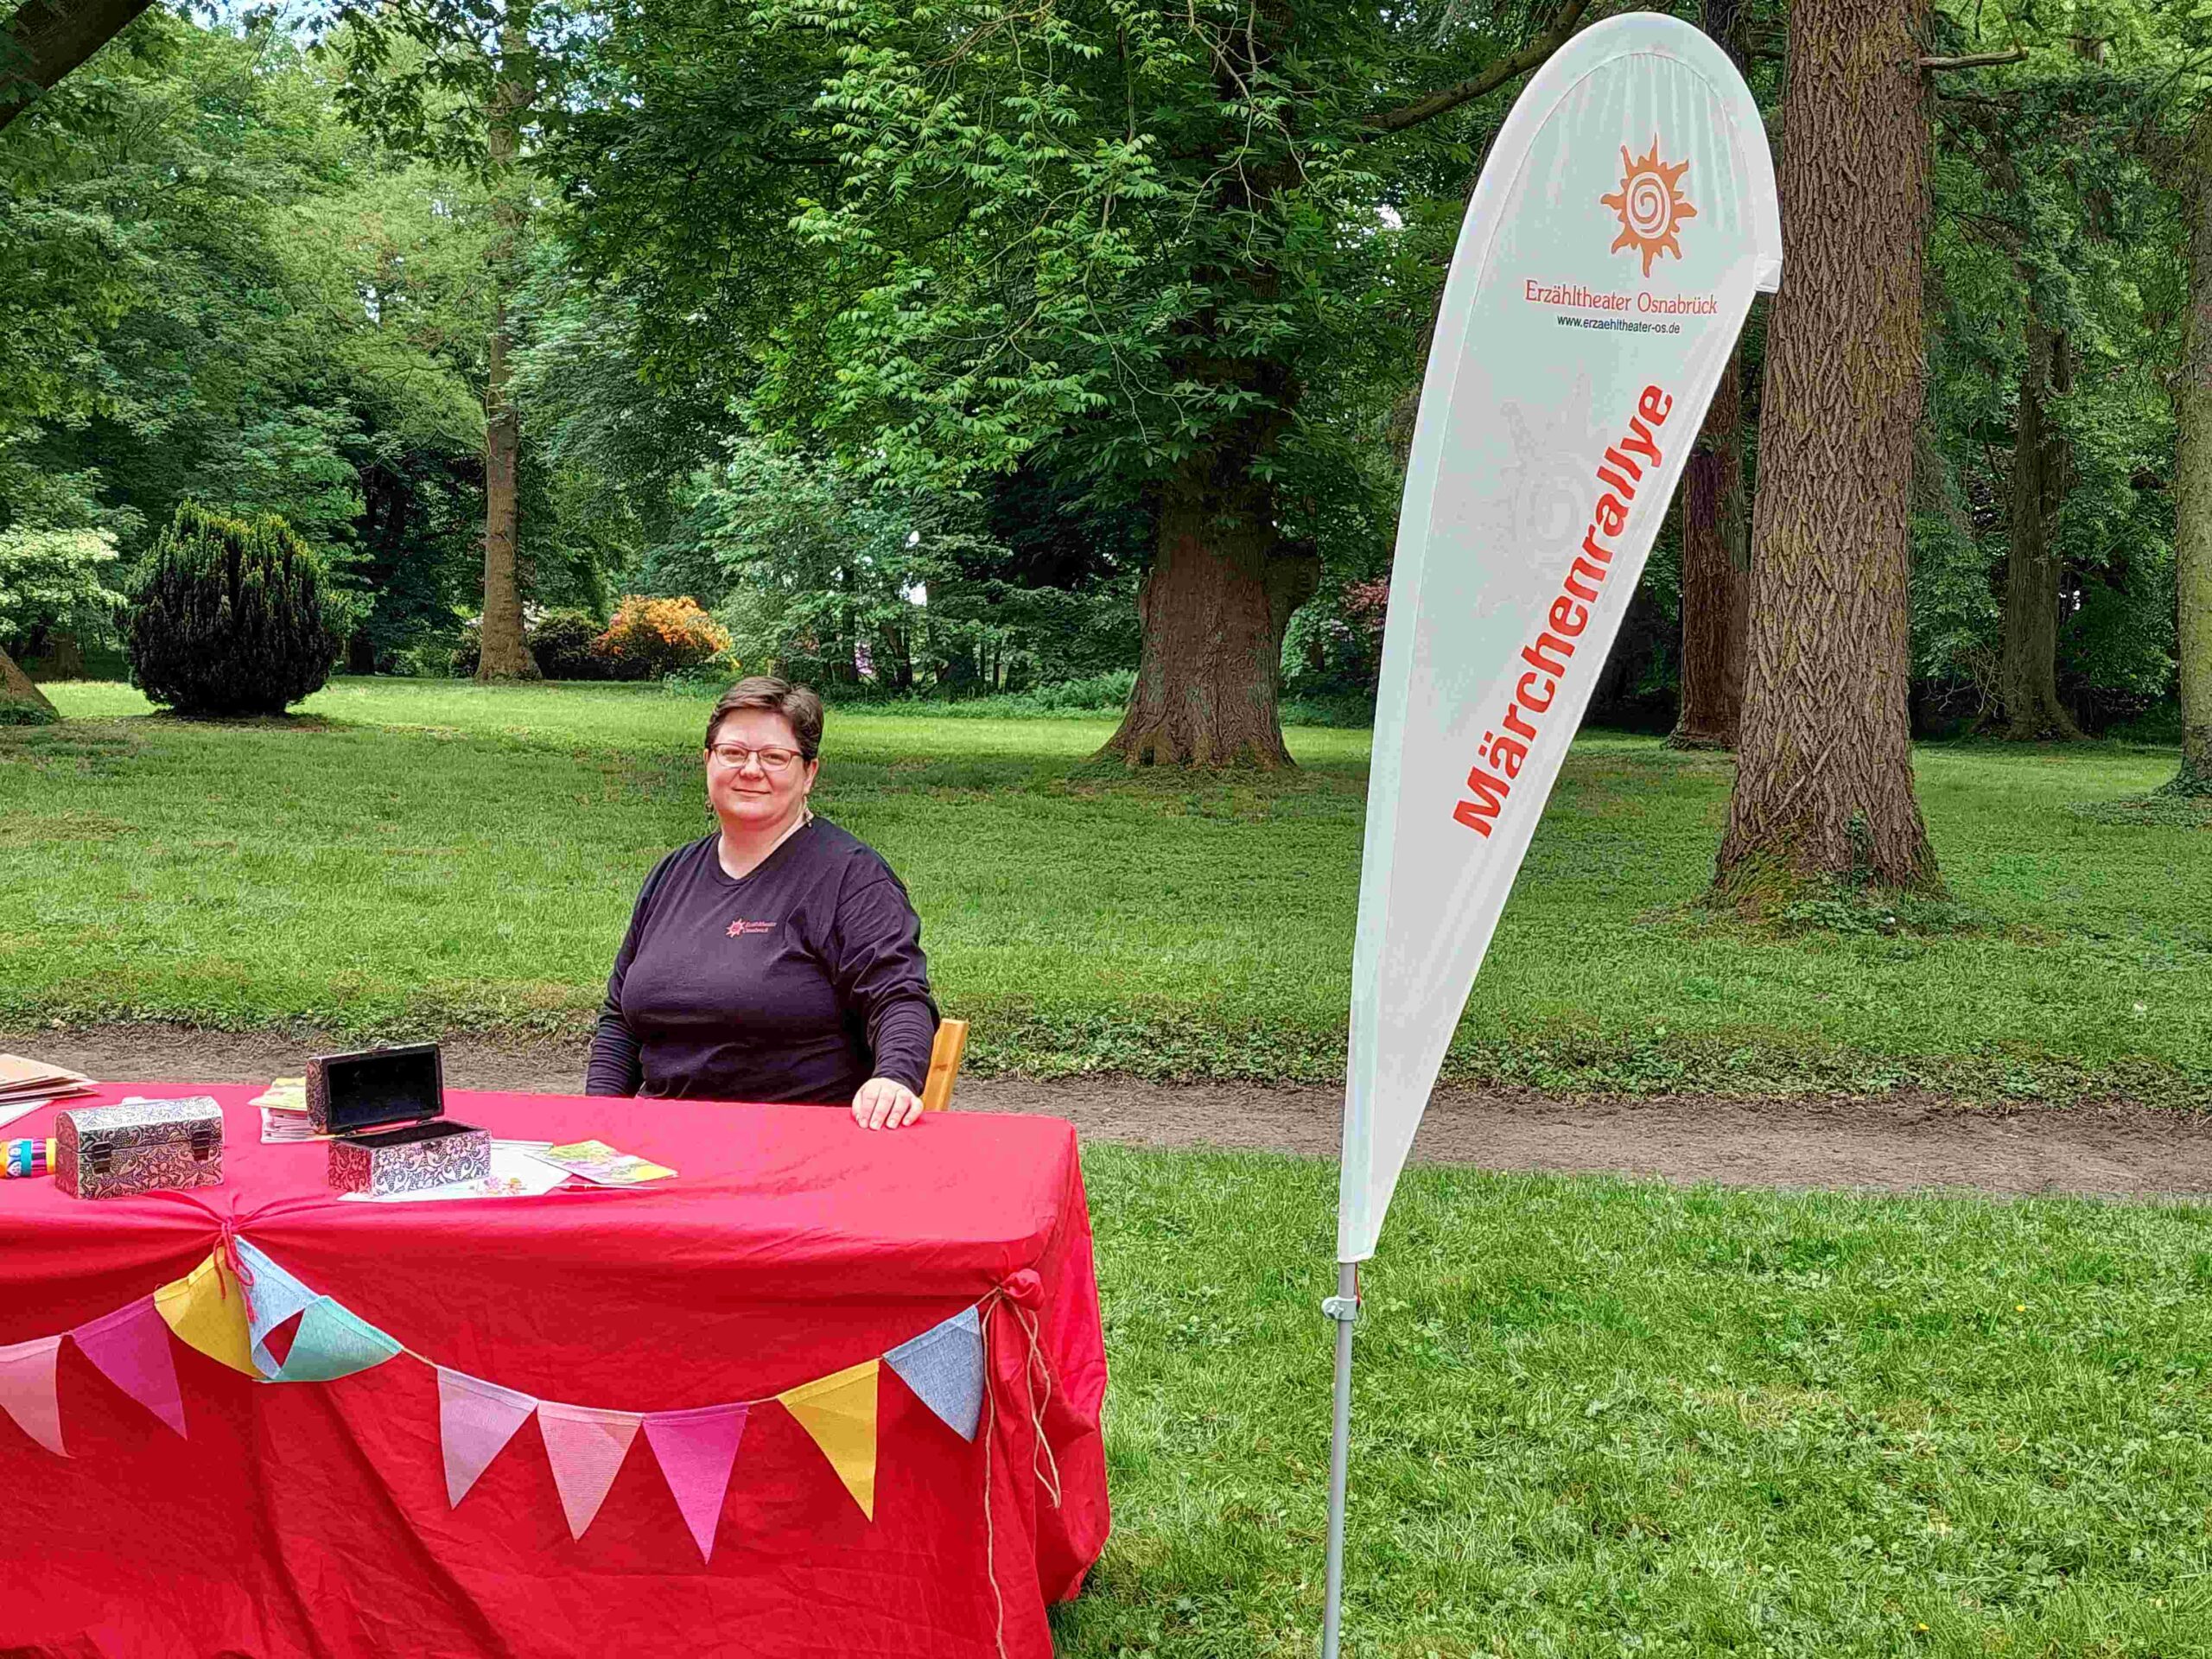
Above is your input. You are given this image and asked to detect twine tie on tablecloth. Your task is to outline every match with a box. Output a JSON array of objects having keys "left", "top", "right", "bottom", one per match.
[
  {"left": 144, "top": 1189, "right": 334, "bottom": 1332},
  {"left": 212, "top": 1216, "right": 257, "bottom": 1322},
  {"left": 976, "top": 1273, "right": 1065, "bottom": 1659}
]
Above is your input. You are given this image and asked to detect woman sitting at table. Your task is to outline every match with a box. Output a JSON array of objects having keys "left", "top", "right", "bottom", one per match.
[{"left": 585, "top": 677, "right": 938, "bottom": 1130}]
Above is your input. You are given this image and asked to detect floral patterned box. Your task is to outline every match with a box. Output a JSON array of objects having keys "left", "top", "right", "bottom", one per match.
[
  {"left": 327, "top": 1119, "right": 492, "bottom": 1197},
  {"left": 308, "top": 1044, "right": 491, "bottom": 1197},
  {"left": 55, "top": 1096, "right": 224, "bottom": 1199}
]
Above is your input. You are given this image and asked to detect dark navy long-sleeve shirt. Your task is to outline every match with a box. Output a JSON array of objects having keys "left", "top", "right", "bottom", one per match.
[{"left": 584, "top": 821, "right": 938, "bottom": 1103}]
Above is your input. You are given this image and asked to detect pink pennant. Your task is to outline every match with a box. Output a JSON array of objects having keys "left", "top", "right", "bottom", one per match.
[
  {"left": 72, "top": 1296, "right": 187, "bottom": 1438},
  {"left": 537, "top": 1402, "right": 643, "bottom": 1541},
  {"left": 437, "top": 1367, "right": 539, "bottom": 1508},
  {"left": 644, "top": 1404, "right": 749, "bottom": 1563},
  {"left": 0, "top": 1336, "right": 65, "bottom": 1457}
]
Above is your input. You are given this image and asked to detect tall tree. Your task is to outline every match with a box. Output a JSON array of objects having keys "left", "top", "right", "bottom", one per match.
[
  {"left": 2172, "top": 101, "right": 2211, "bottom": 795},
  {"left": 334, "top": 2, "right": 551, "bottom": 678},
  {"left": 556, "top": 0, "right": 1593, "bottom": 766},
  {"left": 1988, "top": 28, "right": 2128, "bottom": 741},
  {"left": 1944, "top": 65, "right": 2097, "bottom": 742},
  {"left": 1996, "top": 313, "right": 2081, "bottom": 737},
  {"left": 475, "top": 5, "right": 536, "bottom": 679},
  {"left": 1716, "top": 0, "right": 1941, "bottom": 891},
  {"left": 1670, "top": 0, "right": 1755, "bottom": 751},
  {"left": 1919, "top": 40, "right": 2176, "bottom": 737}
]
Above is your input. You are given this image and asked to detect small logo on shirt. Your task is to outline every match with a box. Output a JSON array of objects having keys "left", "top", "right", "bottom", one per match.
[{"left": 727, "top": 918, "right": 776, "bottom": 938}]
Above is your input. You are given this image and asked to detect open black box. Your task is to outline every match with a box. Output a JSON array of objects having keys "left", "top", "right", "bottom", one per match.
[{"left": 307, "top": 1044, "right": 492, "bottom": 1197}]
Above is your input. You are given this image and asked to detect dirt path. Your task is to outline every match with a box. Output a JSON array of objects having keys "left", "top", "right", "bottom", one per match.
[{"left": 14, "top": 1025, "right": 2211, "bottom": 1200}]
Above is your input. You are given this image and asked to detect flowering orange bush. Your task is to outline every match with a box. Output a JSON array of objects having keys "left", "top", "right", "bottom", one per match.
[{"left": 590, "top": 596, "right": 734, "bottom": 681}]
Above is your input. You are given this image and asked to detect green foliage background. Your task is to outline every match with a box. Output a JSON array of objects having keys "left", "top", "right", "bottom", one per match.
[{"left": 0, "top": 0, "right": 2198, "bottom": 728}]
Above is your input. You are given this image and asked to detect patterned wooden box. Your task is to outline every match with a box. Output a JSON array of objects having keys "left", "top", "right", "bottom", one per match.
[
  {"left": 55, "top": 1096, "right": 224, "bottom": 1199},
  {"left": 308, "top": 1044, "right": 490, "bottom": 1197},
  {"left": 327, "top": 1119, "right": 492, "bottom": 1197}
]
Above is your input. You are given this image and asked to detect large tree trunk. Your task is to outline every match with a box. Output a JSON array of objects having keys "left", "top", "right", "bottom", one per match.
[
  {"left": 0, "top": 0, "right": 154, "bottom": 130},
  {"left": 476, "top": 9, "right": 538, "bottom": 683},
  {"left": 1096, "top": 460, "right": 1319, "bottom": 768},
  {"left": 1672, "top": 342, "right": 1751, "bottom": 747},
  {"left": 1714, "top": 0, "right": 1940, "bottom": 893},
  {"left": 0, "top": 645, "right": 55, "bottom": 715},
  {"left": 2171, "top": 106, "right": 2212, "bottom": 796},
  {"left": 1996, "top": 317, "right": 2081, "bottom": 739}
]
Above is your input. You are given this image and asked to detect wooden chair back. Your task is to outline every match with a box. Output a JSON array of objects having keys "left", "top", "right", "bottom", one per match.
[{"left": 919, "top": 1018, "right": 969, "bottom": 1113}]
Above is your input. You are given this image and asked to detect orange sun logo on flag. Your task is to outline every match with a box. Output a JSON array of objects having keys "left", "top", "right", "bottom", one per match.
[{"left": 1600, "top": 138, "right": 1695, "bottom": 276}]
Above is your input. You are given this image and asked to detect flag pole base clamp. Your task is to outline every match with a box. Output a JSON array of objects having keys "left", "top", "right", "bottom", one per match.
[{"left": 1321, "top": 1294, "right": 1359, "bottom": 1323}]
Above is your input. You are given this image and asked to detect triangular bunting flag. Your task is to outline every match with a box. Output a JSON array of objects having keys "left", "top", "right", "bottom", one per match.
[
  {"left": 154, "top": 1253, "right": 257, "bottom": 1377},
  {"left": 885, "top": 1305, "right": 985, "bottom": 1441},
  {"left": 438, "top": 1368, "right": 539, "bottom": 1508},
  {"left": 643, "top": 1404, "right": 748, "bottom": 1564},
  {"left": 779, "top": 1360, "right": 879, "bottom": 1521},
  {"left": 0, "top": 1335, "right": 64, "bottom": 1456},
  {"left": 232, "top": 1241, "right": 319, "bottom": 1379},
  {"left": 537, "top": 1402, "right": 643, "bottom": 1541},
  {"left": 269, "top": 1300, "right": 400, "bottom": 1383},
  {"left": 71, "top": 1296, "right": 187, "bottom": 1437}
]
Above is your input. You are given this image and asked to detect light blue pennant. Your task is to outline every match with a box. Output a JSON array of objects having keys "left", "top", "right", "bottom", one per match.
[
  {"left": 234, "top": 1240, "right": 319, "bottom": 1379},
  {"left": 884, "top": 1304, "right": 984, "bottom": 1441},
  {"left": 270, "top": 1300, "right": 402, "bottom": 1382},
  {"left": 233, "top": 1239, "right": 401, "bottom": 1383}
]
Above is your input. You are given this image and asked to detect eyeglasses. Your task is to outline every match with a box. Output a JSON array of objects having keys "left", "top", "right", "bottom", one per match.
[{"left": 708, "top": 744, "right": 804, "bottom": 772}]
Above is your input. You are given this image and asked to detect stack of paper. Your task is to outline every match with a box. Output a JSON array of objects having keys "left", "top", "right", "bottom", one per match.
[
  {"left": 0, "top": 1053, "right": 95, "bottom": 1130},
  {"left": 251, "top": 1077, "right": 328, "bottom": 1144},
  {"left": 251, "top": 1077, "right": 307, "bottom": 1113}
]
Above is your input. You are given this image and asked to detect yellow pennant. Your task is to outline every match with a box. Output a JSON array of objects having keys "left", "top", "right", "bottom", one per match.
[
  {"left": 779, "top": 1359, "right": 880, "bottom": 1521},
  {"left": 154, "top": 1252, "right": 258, "bottom": 1377}
]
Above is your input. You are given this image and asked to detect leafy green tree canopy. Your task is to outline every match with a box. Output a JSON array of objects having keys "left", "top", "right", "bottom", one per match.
[{"left": 551, "top": 0, "right": 1584, "bottom": 761}]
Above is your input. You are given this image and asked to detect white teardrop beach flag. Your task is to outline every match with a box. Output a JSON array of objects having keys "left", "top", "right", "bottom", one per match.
[{"left": 1338, "top": 13, "right": 1781, "bottom": 1262}]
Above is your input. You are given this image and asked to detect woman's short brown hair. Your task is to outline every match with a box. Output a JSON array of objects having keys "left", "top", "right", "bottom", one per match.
[{"left": 705, "top": 676, "right": 825, "bottom": 760}]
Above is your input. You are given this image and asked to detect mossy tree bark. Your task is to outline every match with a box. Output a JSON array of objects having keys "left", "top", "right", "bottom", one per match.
[
  {"left": 2171, "top": 105, "right": 2212, "bottom": 796},
  {"left": 0, "top": 646, "right": 55, "bottom": 715},
  {"left": 1714, "top": 0, "right": 1940, "bottom": 893},
  {"left": 1096, "top": 452, "right": 1320, "bottom": 768},
  {"left": 1996, "top": 315, "right": 2081, "bottom": 739},
  {"left": 476, "top": 6, "right": 539, "bottom": 683}
]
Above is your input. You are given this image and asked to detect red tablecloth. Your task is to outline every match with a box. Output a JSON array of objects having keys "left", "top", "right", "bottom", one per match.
[{"left": 0, "top": 1082, "right": 1109, "bottom": 1659}]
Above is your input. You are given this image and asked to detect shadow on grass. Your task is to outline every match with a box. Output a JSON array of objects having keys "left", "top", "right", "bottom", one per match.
[
  {"left": 2068, "top": 793, "right": 2212, "bottom": 829},
  {"left": 133, "top": 709, "right": 346, "bottom": 732}
]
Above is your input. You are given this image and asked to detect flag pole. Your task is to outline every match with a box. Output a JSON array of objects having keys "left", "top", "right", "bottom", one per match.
[{"left": 1320, "top": 1261, "right": 1359, "bottom": 1657}]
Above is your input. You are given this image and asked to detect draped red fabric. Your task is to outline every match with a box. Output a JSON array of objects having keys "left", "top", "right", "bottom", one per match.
[{"left": 0, "top": 1083, "right": 1109, "bottom": 1658}]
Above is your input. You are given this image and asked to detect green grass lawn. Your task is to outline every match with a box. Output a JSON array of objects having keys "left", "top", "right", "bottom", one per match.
[
  {"left": 4, "top": 677, "right": 2206, "bottom": 1104},
  {"left": 1072, "top": 1147, "right": 2212, "bottom": 1656},
  {"left": 10, "top": 681, "right": 2210, "bottom": 1652}
]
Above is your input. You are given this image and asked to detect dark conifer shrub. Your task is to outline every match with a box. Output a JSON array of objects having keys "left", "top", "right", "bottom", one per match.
[{"left": 128, "top": 505, "right": 340, "bottom": 716}]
